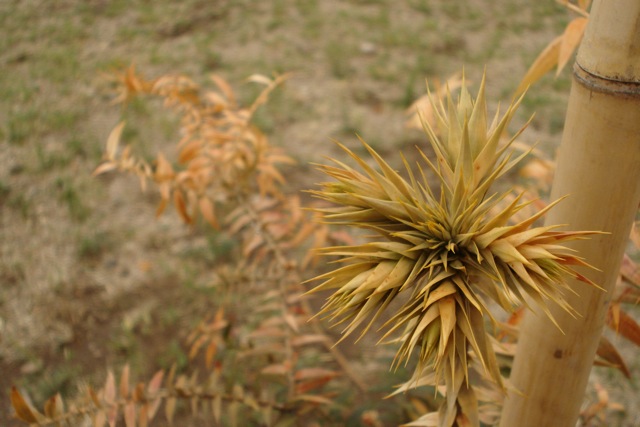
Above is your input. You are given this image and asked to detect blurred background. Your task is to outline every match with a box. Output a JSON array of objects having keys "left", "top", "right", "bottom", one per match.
[{"left": 1, "top": 1, "right": 636, "bottom": 426}]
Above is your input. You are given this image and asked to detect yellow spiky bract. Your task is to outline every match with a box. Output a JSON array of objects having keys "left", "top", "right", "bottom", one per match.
[{"left": 308, "top": 74, "right": 599, "bottom": 426}]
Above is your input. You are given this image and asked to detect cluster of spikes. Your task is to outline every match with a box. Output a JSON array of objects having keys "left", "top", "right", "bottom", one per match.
[{"left": 307, "top": 74, "right": 600, "bottom": 426}]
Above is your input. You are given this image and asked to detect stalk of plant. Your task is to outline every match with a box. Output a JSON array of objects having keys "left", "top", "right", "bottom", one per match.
[
  {"left": 307, "top": 75, "right": 601, "bottom": 426},
  {"left": 500, "top": 0, "right": 640, "bottom": 425}
]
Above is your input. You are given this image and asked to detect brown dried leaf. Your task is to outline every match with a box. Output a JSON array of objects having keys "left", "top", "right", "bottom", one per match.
[
  {"left": 93, "top": 411, "right": 107, "bottom": 427},
  {"left": 10, "top": 387, "right": 43, "bottom": 423},
  {"left": 293, "top": 394, "right": 335, "bottom": 405},
  {"left": 146, "top": 370, "right": 164, "bottom": 420},
  {"left": 88, "top": 386, "right": 102, "bottom": 408},
  {"left": 155, "top": 196, "right": 169, "bottom": 218},
  {"left": 105, "top": 371, "right": 116, "bottom": 404},
  {"left": 261, "top": 363, "right": 290, "bottom": 376},
  {"left": 173, "top": 190, "right": 192, "bottom": 224},
  {"left": 243, "top": 233, "right": 264, "bottom": 257},
  {"left": 93, "top": 162, "right": 118, "bottom": 177},
  {"left": 283, "top": 313, "right": 299, "bottom": 333},
  {"left": 613, "top": 309, "right": 640, "bottom": 346},
  {"left": 210, "top": 74, "right": 236, "bottom": 105},
  {"left": 620, "top": 253, "right": 640, "bottom": 288},
  {"left": 190, "top": 396, "right": 199, "bottom": 417},
  {"left": 199, "top": 197, "right": 219, "bottom": 229},
  {"left": 205, "top": 341, "right": 218, "bottom": 369},
  {"left": 120, "top": 364, "right": 130, "bottom": 399},
  {"left": 165, "top": 397, "right": 176, "bottom": 424},
  {"left": 43, "top": 393, "right": 64, "bottom": 418},
  {"left": 189, "top": 335, "right": 208, "bottom": 360},
  {"left": 515, "top": 35, "right": 562, "bottom": 96},
  {"left": 581, "top": 383, "right": 609, "bottom": 423},
  {"left": 291, "top": 334, "right": 330, "bottom": 347},
  {"left": 125, "top": 402, "right": 136, "bottom": 427},
  {"left": 247, "top": 74, "right": 273, "bottom": 86},
  {"left": 296, "top": 377, "right": 335, "bottom": 394},
  {"left": 138, "top": 406, "right": 148, "bottom": 427},
  {"left": 155, "top": 153, "right": 174, "bottom": 181},
  {"left": 403, "top": 412, "right": 440, "bottom": 426},
  {"left": 578, "top": 0, "right": 591, "bottom": 10},
  {"left": 106, "top": 122, "right": 126, "bottom": 160},
  {"left": 630, "top": 222, "right": 640, "bottom": 249},
  {"left": 213, "top": 394, "right": 222, "bottom": 423},
  {"left": 295, "top": 368, "right": 338, "bottom": 381},
  {"left": 178, "top": 140, "right": 201, "bottom": 164},
  {"left": 595, "top": 336, "right": 631, "bottom": 378},
  {"left": 557, "top": 17, "right": 588, "bottom": 76}
]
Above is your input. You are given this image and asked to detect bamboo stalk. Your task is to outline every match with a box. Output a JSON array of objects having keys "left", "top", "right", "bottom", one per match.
[{"left": 499, "top": 1, "right": 640, "bottom": 426}]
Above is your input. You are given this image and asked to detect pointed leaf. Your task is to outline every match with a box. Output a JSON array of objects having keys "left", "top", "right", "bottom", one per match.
[
  {"left": 596, "top": 336, "right": 631, "bottom": 378},
  {"left": 10, "top": 387, "right": 43, "bottom": 423},
  {"left": 165, "top": 397, "right": 176, "bottom": 425},
  {"left": 557, "top": 18, "right": 588, "bottom": 76},
  {"left": 125, "top": 402, "right": 136, "bottom": 427},
  {"left": 93, "top": 411, "right": 107, "bottom": 427},
  {"left": 106, "top": 122, "right": 126, "bottom": 160},
  {"left": 515, "top": 35, "right": 562, "bottom": 96},
  {"left": 120, "top": 364, "right": 130, "bottom": 399}
]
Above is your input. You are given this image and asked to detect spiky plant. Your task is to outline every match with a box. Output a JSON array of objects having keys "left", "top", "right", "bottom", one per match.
[{"left": 307, "top": 75, "right": 599, "bottom": 426}]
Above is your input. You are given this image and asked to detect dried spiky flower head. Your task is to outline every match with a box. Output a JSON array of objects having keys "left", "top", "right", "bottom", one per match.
[{"left": 307, "top": 74, "right": 600, "bottom": 426}]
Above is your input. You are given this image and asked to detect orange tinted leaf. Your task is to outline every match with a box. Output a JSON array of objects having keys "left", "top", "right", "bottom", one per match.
[
  {"left": 105, "top": 371, "right": 116, "bottom": 403},
  {"left": 120, "top": 364, "right": 130, "bottom": 399},
  {"left": 147, "top": 370, "right": 164, "bottom": 395},
  {"left": 213, "top": 394, "right": 222, "bottom": 423},
  {"left": 165, "top": 397, "right": 176, "bottom": 424},
  {"left": 106, "top": 122, "right": 126, "bottom": 160},
  {"left": 621, "top": 253, "right": 640, "bottom": 287},
  {"left": 146, "top": 370, "right": 163, "bottom": 421},
  {"left": 578, "top": 0, "right": 591, "bottom": 10},
  {"left": 630, "top": 222, "right": 640, "bottom": 249},
  {"left": 10, "top": 387, "right": 42, "bottom": 423},
  {"left": 210, "top": 74, "right": 236, "bottom": 104},
  {"left": 261, "top": 363, "right": 289, "bottom": 376},
  {"left": 615, "top": 309, "right": 640, "bottom": 346},
  {"left": 205, "top": 341, "right": 218, "bottom": 369},
  {"left": 189, "top": 335, "right": 207, "bottom": 360},
  {"left": 596, "top": 336, "right": 631, "bottom": 377},
  {"left": 178, "top": 141, "right": 201, "bottom": 164},
  {"left": 247, "top": 74, "right": 273, "bottom": 86},
  {"left": 138, "top": 406, "right": 149, "bottom": 427},
  {"left": 88, "top": 386, "right": 102, "bottom": 408},
  {"left": 519, "top": 158, "right": 554, "bottom": 185},
  {"left": 404, "top": 412, "right": 440, "bottom": 426},
  {"left": 294, "top": 368, "right": 339, "bottom": 381},
  {"left": 557, "top": 17, "right": 588, "bottom": 76},
  {"left": 515, "top": 35, "right": 562, "bottom": 96},
  {"left": 293, "top": 394, "right": 335, "bottom": 405},
  {"left": 93, "top": 411, "right": 107, "bottom": 427},
  {"left": 199, "top": 197, "right": 219, "bottom": 229},
  {"left": 45, "top": 393, "right": 65, "bottom": 418},
  {"left": 125, "top": 402, "right": 136, "bottom": 427},
  {"left": 155, "top": 153, "right": 174, "bottom": 180},
  {"left": 243, "top": 233, "right": 264, "bottom": 257},
  {"left": 291, "top": 334, "right": 329, "bottom": 347},
  {"left": 173, "top": 190, "right": 192, "bottom": 224},
  {"left": 93, "top": 162, "right": 118, "bottom": 177}
]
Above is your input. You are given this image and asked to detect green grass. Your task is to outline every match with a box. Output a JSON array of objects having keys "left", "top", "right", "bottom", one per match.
[{"left": 55, "top": 177, "right": 91, "bottom": 222}]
